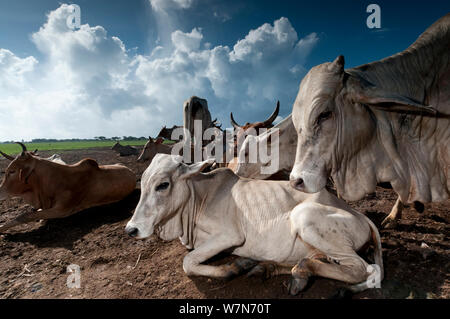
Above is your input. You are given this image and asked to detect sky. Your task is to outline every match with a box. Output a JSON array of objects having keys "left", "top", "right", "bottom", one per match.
[{"left": 0, "top": 0, "right": 449, "bottom": 141}]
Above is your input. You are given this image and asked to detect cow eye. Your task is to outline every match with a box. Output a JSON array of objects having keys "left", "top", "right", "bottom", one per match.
[
  {"left": 317, "top": 111, "right": 332, "bottom": 125},
  {"left": 155, "top": 182, "right": 169, "bottom": 191}
]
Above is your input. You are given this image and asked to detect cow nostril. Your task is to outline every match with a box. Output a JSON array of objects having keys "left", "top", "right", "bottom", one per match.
[
  {"left": 290, "top": 178, "right": 304, "bottom": 190},
  {"left": 126, "top": 227, "right": 139, "bottom": 237}
]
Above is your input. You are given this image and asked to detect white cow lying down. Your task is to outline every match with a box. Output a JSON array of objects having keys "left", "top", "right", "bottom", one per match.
[{"left": 126, "top": 154, "right": 383, "bottom": 295}]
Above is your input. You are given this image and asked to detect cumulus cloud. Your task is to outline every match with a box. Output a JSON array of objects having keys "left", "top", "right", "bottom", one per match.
[
  {"left": 149, "top": 0, "right": 195, "bottom": 12},
  {"left": 0, "top": 4, "right": 318, "bottom": 141},
  {"left": 171, "top": 28, "right": 203, "bottom": 52},
  {"left": 0, "top": 49, "right": 38, "bottom": 92}
]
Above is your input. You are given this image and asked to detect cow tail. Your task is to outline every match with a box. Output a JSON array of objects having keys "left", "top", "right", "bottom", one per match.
[
  {"left": 348, "top": 217, "right": 384, "bottom": 293},
  {"left": 368, "top": 217, "right": 384, "bottom": 282}
]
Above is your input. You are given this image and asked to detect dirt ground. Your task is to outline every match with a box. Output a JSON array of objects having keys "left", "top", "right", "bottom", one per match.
[{"left": 0, "top": 148, "right": 448, "bottom": 299}]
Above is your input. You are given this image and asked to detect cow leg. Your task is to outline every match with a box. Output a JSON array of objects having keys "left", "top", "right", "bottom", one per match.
[
  {"left": 247, "top": 262, "right": 292, "bottom": 280},
  {"left": 183, "top": 236, "right": 246, "bottom": 279},
  {"left": 225, "top": 257, "right": 259, "bottom": 278},
  {"left": 288, "top": 252, "right": 369, "bottom": 295},
  {"left": 288, "top": 210, "right": 372, "bottom": 295},
  {"left": 0, "top": 207, "right": 72, "bottom": 232},
  {"left": 381, "top": 197, "right": 403, "bottom": 229}
]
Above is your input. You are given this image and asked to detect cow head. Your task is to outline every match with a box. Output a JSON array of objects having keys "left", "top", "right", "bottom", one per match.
[
  {"left": 137, "top": 137, "right": 164, "bottom": 163},
  {"left": 125, "top": 154, "right": 213, "bottom": 239},
  {"left": 157, "top": 125, "right": 182, "bottom": 141},
  {"left": 0, "top": 143, "right": 36, "bottom": 200},
  {"left": 289, "top": 55, "right": 436, "bottom": 195},
  {"left": 235, "top": 118, "right": 295, "bottom": 179},
  {"left": 231, "top": 101, "right": 280, "bottom": 154}
]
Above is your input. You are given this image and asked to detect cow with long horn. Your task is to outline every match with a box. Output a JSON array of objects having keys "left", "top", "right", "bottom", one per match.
[
  {"left": 0, "top": 142, "right": 136, "bottom": 232},
  {"left": 0, "top": 150, "right": 14, "bottom": 161},
  {"left": 230, "top": 101, "right": 280, "bottom": 156}
]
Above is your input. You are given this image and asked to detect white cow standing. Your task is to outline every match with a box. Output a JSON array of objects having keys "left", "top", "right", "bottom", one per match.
[{"left": 126, "top": 154, "right": 383, "bottom": 295}]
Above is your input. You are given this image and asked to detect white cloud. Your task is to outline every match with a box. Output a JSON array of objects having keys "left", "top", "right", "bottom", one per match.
[
  {"left": 149, "top": 0, "right": 195, "bottom": 12},
  {"left": 0, "top": 4, "right": 318, "bottom": 141},
  {"left": 171, "top": 28, "right": 203, "bottom": 53},
  {"left": 0, "top": 49, "right": 38, "bottom": 92}
]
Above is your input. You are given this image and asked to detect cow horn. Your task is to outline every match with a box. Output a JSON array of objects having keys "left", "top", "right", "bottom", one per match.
[
  {"left": 230, "top": 112, "right": 241, "bottom": 129},
  {"left": 16, "top": 142, "right": 27, "bottom": 153},
  {"left": 261, "top": 101, "right": 280, "bottom": 127},
  {"left": 0, "top": 150, "right": 14, "bottom": 161}
]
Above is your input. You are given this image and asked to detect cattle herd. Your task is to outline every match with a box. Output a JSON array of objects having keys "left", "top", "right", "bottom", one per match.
[{"left": 0, "top": 13, "right": 449, "bottom": 297}]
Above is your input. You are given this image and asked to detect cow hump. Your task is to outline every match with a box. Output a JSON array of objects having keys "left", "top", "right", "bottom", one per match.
[{"left": 78, "top": 158, "right": 99, "bottom": 169}]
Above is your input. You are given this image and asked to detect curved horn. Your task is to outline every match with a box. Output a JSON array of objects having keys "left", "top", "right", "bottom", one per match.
[
  {"left": 230, "top": 112, "right": 241, "bottom": 130},
  {"left": 0, "top": 150, "right": 14, "bottom": 161},
  {"left": 261, "top": 101, "right": 280, "bottom": 127},
  {"left": 16, "top": 142, "right": 27, "bottom": 153}
]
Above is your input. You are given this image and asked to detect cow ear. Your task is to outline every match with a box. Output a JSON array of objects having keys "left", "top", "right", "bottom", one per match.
[
  {"left": 358, "top": 93, "right": 437, "bottom": 115},
  {"left": 328, "top": 55, "right": 345, "bottom": 74},
  {"left": 347, "top": 76, "right": 437, "bottom": 115},
  {"left": 18, "top": 162, "right": 35, "bottom": 184},
  {"left": 180, "top": 159, "right": 215, "bottom": 179}
]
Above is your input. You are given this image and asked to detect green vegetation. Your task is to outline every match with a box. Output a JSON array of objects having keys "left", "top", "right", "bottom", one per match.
[{"left": 0, "top": 140, "right": 148, "bottom": 155}]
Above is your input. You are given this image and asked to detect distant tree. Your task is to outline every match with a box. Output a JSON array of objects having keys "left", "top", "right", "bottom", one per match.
[{"left": 122, "top": 136, "right": 138, "bottom": 141}]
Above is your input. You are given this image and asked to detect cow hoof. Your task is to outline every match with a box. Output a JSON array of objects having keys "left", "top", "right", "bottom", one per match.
[
  {"left": 381, "top": 217, "right": 397, "bottom": 229},
  {"left": 225, "top": 258, "right": 258, "bottom": 280},
  {"left": 287, "top": 277, "right": 308, "bottom": 295},
  {"left": 247, "top": 264, "right": 265, "bottom": 278},
  {"left": 247, "top": 263, "right": 276, "bottom": 280},
  {"left": 234, "top": 258, "right": 258, "bottom": 272},
  {"left": 413, "top": 201, "right": 425, "bottom": 214}
]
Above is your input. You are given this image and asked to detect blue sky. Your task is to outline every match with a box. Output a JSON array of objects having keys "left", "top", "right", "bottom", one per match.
[{"left": 0, "top": 0, "right": 449, "bottom": 140}]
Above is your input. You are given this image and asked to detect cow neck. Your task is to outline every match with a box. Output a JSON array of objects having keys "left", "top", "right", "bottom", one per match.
[
  {"left": 373, "top": 109, "right": 450, "bottom": 203},
  {"left": 183, "top": 170, "right": 231, "bottom": 248},
  {"left": 26, "top": 158, "right": 54, "bottom": 209},
  {"left": 333, "top": 105, "right": 449, "bottom": 203},
  {"left": 171, "top": 179, "right": 199, "bottom": 249}
]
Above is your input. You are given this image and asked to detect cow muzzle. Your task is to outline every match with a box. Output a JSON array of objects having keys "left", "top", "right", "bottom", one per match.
[
  {"left": 289, "top": 170, "right": 326, "bottom": 194},
  {"left": 125, "top": 225, "right": 139, "bottom": 237},
  {"left": 125, "top": 219, "right": 154, "bottom": 239}
]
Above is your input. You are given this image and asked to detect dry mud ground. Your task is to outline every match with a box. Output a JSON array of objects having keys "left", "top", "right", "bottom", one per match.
[{"left": 0, "top": 148, "right": 448, "bottom": 299}]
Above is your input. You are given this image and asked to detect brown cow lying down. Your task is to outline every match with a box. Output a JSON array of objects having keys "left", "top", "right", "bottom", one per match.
[
  {"left": 126, "top": 154, "right": 383, "bottom": 295},
  {"left": 0, "top": 143, "right": 136, "bottom": 232},
  {"left": 112, "top": 142, "right": 139, "bottom": 156}
]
